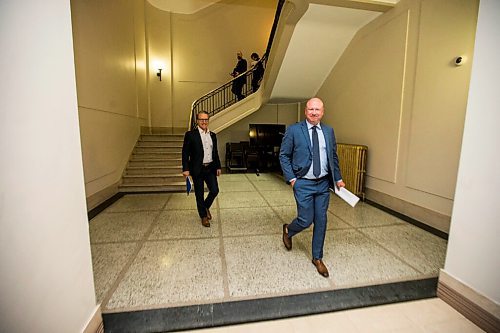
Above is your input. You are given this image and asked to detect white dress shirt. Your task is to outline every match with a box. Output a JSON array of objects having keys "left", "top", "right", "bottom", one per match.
[{"left": 198, "top": 126, "right": 213, "bottom": 164}]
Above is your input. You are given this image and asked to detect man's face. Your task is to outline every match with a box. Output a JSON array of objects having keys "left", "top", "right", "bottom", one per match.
[
  {"left": 197, "top": 113, "right": 209, "bottom": 131},
  {"left": 237, "top": 52, "right": 242, "bottom": 60},
  {"left": 304, "top": 98, "right": 324, "bottom": 125}
]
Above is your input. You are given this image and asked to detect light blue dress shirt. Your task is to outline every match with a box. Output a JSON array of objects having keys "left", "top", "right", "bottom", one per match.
[{"left": 304, "top": 121, "right": 328, "bottom": 179}]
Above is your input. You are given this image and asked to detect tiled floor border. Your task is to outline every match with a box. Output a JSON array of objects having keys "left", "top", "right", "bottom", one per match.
[
  {"left": 102, "top": 278, "right": 438, "bottom": 333},
  {"left": 365, "top": 199, "right": 448, "bottom": 240}
]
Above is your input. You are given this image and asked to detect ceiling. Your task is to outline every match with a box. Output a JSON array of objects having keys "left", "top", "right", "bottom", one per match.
[
  {"left": 147, "top": 0, "right": 220, "bottom": 14},
  {"left": 270, "top": 4, "right": 385, "bottom": 102},
  {"left": 146, "top": 0, "right": 400, "bottom": 103}
]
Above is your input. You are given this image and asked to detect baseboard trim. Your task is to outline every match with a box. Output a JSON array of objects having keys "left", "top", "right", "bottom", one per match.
[
  {"left": 83, "top": 305, "right": 104, "bottom": 333},
  {"left": 366, "top": 200, "right": 448, "bottom": 240},
  {"left": 365, "top": 188, "right": 451, "bottom": 234},
  {"left": 86, "top": 181, "right": 120, "bottom": 212},
  {"left": 88, "top": 192, "right": 124, "bottom": 221},
  {"left": 438, "top": 270, "right": 500, "bottom": 333}
]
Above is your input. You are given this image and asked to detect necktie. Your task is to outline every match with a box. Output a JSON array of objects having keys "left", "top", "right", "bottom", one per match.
[{"left": 312, "top": 126, "right": 321, "bottom": 178}]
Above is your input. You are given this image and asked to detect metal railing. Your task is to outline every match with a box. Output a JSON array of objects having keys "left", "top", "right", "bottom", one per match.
[
  {"left": 190, "top": 58, "right": 266, "bottom": 130},
  {"left": 189, "top": 0, "right": 285, "bottom": 130}
]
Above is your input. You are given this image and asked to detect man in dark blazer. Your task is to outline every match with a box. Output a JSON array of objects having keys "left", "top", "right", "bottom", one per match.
[
  {"left": 279, "top": 97, "right": 345, "bottom": 277},
  {"left": 230, "top": 51, "right": 247, "bottom": 101},
  {"left": 182, "top": 111, "right": 222, "bottom": 227}
]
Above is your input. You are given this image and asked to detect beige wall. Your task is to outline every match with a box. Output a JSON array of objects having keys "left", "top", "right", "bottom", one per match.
[
  {"left": 136, "top": 0, "right": 149, "bottom": 124},
  {"left": 1, "top": 0, "right": 97, "bottom": 331},
  {"left": 143, "top": 0, "right": 277, "bottom": 130},
  {"left": 146, "top": 1, "right": 173, "bottom": 128},
  {"left": 317, "top": 0, "right": 478, "bottom": 225},
  {"left": 71, "top": 0, "right": 148, "bottom": 203},
  {"left": 71, "top": 0, "right": 276, "bottom": 203},
  {"left": 170, "top": 0, "right": 277, "bottom": 128},
  {"left": 445, "top": 0, "right": 500, "bottom": 304}
]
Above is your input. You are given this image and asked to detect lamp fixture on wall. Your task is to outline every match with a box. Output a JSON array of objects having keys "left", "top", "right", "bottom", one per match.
[{"left": 157, "top": 68, "right": 162, "bottom": 81}]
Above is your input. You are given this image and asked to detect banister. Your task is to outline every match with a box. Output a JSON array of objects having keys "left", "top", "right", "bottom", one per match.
[
  {"left": 189, "top": 0, "right": 285, "bottom": 130},
  {"left": 189, "top": 57, "right": 267, "bottom": 130}
]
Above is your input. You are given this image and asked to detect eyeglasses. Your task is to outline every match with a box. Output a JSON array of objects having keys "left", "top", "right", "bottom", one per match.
[{"left": 197, "top": 118, "right": 209, "bottom": 122}]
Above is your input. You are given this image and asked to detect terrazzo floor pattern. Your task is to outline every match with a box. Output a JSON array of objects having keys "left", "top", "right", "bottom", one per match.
[{"left": 89, "top": 173, "right": 447, "bottom": 314}]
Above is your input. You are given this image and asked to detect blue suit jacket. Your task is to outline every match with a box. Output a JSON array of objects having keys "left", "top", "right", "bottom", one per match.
[{"left": 279, "top": 120, "right": 342, "bottom": 186}]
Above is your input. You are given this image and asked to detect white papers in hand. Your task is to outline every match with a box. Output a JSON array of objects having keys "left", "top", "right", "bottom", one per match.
[{"left": 331, "top": 187, "right": 360, "bottom": 207}]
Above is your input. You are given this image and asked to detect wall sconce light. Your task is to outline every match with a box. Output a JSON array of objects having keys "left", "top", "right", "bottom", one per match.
[{"left": 157, "top": 68, "right": 162, "bottom": 81}]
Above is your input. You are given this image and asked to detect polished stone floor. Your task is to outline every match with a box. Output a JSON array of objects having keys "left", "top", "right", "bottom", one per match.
[{"left": 89, "top": 173, "right": 447, "bottom": 314}]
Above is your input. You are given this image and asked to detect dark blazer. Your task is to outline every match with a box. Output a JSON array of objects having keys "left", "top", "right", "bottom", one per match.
[
  {"left": 182, "top": 129, "right": 222, "bottom": 177},
  {"left": 231, "top": 58, "right": 248, "bottom": 85},
  {"left": 232, "top": 58, "right": 248, "bottom": 77},
  {"left": 279, "top": 120, "right": 342, "bottom": 186}
]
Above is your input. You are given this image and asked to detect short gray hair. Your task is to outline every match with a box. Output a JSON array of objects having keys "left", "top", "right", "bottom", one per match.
[{"left": 197, "top": 111, "right": 209, "bottom": 119}]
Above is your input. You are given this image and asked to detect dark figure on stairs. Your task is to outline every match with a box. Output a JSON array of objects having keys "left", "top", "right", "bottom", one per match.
[
  {"left": 230, "top": 51, "right": 247, "bottom": 101},
  {"left": 250, "top": 52, "right": 264, "bottom": 93}
]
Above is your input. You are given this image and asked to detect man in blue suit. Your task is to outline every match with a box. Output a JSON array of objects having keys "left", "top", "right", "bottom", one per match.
[{"left": 279, "top": 97, "right": 345, "bottom": 277}]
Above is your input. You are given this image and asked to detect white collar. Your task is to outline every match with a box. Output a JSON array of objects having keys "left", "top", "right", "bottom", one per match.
[
  {"left": 197, "top": 126, "right": 210, "bottom": 134},
  {"left": 306, "top": 121, "right": 321, "bottom": 130}
]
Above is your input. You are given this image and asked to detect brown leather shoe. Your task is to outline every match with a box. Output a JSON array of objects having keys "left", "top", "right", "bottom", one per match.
[
  {"left": 201, "top": 216, "right": 210, "bottom": 227},
  {"left": 206, "top": 209, "right": 212, "bottom": 220},
  {"left": 282, "top": 224, "right": 292, "bottom": 250},
  {"left": 312, "top": 259, "right": 329, "bottom": 277}
]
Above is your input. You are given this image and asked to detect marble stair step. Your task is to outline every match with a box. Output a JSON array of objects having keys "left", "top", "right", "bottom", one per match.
[
  {"left": 140, "top": 134, "right": 184, "bottom": 141},
  {"left": 126, "top": 166, "right": 182, "bottom": 175},
  {"left": 122, "top": 174, "right": 184, "bottom": 185},
  {"left": 134, "top": 146, "right": 181, "bottom": 153},
  {"left": 121, "top": 131, "right": 186, "bottom": 191},
  {"left": 128, "top": 159, "right": 182, "bottom": 167},
  {"left": 118, "top": 182, "right": 186, "bottom": 192},
  {"left": 131, "top": 152, "right": 181, "bottom": 159},
  {"left": 136, "top": 141, "right": 183, "bottom": 148}
]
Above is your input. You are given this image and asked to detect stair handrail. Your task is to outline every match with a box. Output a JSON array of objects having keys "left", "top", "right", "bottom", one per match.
[
  {"left": 188, "top": 0, "right": 285, "bottom": 130},
  {"left": 189, "top": 56, "right": 267, "bottom": 130}
]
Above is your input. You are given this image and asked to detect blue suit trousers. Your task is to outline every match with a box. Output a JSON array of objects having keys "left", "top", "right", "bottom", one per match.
[{"left": 288, "top": 177, "right": 330, "bottom": 259}]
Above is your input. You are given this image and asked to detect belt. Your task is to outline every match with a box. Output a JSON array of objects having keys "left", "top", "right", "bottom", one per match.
[
  {"left": 202, "top": 162, "right": 212, "bottom": 167},
  {"left": 302, "top": 175, "right": 328, "bottom": 181}
]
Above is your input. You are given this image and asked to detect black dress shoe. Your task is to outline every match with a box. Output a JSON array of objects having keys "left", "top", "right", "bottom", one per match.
[
  {"left": 206, "top": 209, "right": 212, "bottom": 220},
  {"left": 201, "top": 217, "right": 210, "bottom": 227},
  {"left": 282, "top": 224, "right": 292, "bottom": 250},
  {"left": 312, "top": 259, "right": 329, "bottom": 277}
]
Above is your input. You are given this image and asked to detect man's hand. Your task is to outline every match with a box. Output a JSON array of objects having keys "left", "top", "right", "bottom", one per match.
[
  {"left": 216, "top": 169, "right": 222, "bottom": 177},
  {"left": 182, "top": 171, "right": 190, "bottom": 177},
  {"left": 290, "top": 179, "right": 296, "bottom": 187},
  {"left": 336, "top": 180, "right": 345, "bottom": 189}
]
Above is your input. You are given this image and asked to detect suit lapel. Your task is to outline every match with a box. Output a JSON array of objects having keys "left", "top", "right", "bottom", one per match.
[
  {"left": 322, "top": 126, "right": 334, "bottom": 171},
  {"left": 323, "top": 124, "right": 331, "bottom": 154},
  {"left": 193, "top": 129, "right": 202, "bottom": 145},
  {"left": 300, "top": 121, "right": 312, "bottom": 152},
  {"left": 193, "top": 129, "right": 204, "bottom": 158}
]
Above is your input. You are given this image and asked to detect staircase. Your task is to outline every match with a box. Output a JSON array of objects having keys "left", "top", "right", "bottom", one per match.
[{"left": 119, "top": 134, "right": 186, "bottom": 192}]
